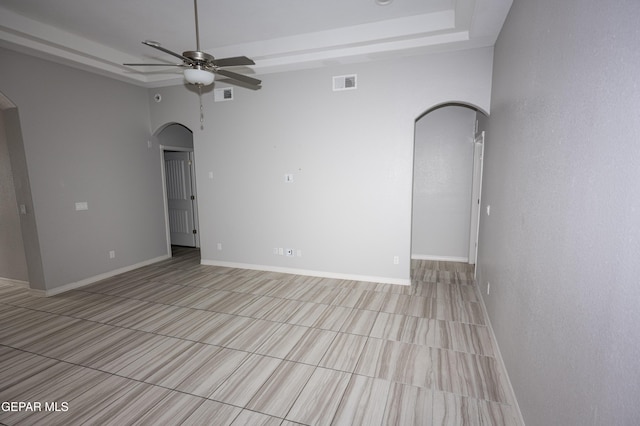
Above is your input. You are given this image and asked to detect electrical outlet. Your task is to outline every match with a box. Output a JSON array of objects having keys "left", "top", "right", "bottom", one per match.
[
  {"left": 393, "top": 256, "right": 399, "bottom": 265},
  {"left": 217, "top": 243, "right": 223, "bottom": 251},
  {"left": 278, "top": 248, "right": 284, "bottom": 256},
  {"left": 109, "top": 250, "right": 115, "bottom": 259},
  {"left": 285, "top": 248, "right": 294, "bottom": 256}
]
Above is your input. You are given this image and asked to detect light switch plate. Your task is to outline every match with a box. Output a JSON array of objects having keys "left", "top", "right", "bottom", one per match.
[{"left": 75, "top": 202, "right": 88, "bottom": 211}]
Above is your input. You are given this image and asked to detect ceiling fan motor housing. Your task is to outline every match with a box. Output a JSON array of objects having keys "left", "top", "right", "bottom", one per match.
[{"left": 183, "top": 50, "right": 215, "bottom": 66}]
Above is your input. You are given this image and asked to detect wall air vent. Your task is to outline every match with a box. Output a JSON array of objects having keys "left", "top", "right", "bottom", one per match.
[
  {"left": 333, "top": 74, "right": 357, "bottom": 91},
  {"left": 214, "top": 87, "right": 234, "bottom": 102}
]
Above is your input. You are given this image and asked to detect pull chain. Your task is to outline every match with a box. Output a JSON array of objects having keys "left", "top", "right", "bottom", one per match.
[{"left": 198, "top": 84, "right": 204, "bottom": 130}]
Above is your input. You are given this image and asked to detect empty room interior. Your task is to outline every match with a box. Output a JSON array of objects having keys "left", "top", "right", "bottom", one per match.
[{"left": 1, "top": 0, "right": 639, "bottom": 424}]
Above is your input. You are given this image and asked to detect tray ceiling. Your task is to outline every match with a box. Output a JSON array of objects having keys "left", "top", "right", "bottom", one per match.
[{"left": 0, "top": 0, "right": 512, "bottom": 87}]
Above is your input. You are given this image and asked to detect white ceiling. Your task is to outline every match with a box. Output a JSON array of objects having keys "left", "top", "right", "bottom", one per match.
[{"left": 0, "top": 0, "right": 512, "bottom": 87}]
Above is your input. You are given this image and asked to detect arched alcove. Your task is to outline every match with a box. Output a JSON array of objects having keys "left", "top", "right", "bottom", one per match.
[{"left": 411, "top": 102, "right": 488, "bottom": 268}]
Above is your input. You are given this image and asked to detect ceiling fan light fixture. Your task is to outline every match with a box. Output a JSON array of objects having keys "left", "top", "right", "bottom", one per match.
[
  {"left": 125, "top": 0, "right": 260, "bottom": 89},
  {"left": 184, "top": 67, "right": 215, "bottom": 86}
]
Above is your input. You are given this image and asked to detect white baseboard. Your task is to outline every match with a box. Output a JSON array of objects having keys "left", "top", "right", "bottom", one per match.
[
  {"left": 0, "top": 277, "right": 30, "bottom": 288},
  {"left": 36, "top": 254, "right": 171, "bottom": 297},
  {"left": 411, "top": 254, "right": 469, "bottom": 263},
  {"left": 476, "top": 282, "right": 526, "bottom": 425},
  {"left": 200, "top": 259, "right": 411, "bottom": 286}
]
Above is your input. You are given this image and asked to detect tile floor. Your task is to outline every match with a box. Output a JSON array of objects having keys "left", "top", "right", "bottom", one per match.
[{"left": 0, "top": 247, "right": 521, "bottom": 425}]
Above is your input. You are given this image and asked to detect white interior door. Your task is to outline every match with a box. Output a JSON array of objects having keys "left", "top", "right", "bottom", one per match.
[
  {"left": 468, "top": 131, "right": 485, "bottom": 265},
  {"left": 164, "top": 151, "right": 197, "bottom": 247}
]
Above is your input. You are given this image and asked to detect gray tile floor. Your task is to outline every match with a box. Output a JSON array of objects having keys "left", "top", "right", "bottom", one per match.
[{"left": 0, "top": 247, "right": 520, "bottom": 425}]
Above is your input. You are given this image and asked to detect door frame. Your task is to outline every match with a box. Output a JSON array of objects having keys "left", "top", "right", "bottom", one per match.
[
  {"left": 160, "top": 145, "right": 200, "bottom": 255},
  {"left": 468, "top": 131, "right": 485, "bottom": 269}
]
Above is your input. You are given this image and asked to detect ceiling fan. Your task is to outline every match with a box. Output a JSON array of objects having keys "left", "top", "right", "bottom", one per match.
[{"left": 124, "top": 0, "right": 261, "bottom": 88}]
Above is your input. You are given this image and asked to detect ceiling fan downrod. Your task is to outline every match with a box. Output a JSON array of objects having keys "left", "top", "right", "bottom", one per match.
[{"left": 193, "top": 0, "right": 201, "bottom": 52}]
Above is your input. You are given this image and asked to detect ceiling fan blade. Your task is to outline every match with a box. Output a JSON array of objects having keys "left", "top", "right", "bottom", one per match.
[
  {"left": 124, "top": 63, "right": 185, "bottom": 67},
  {"left": 214, "top": 69, "right": 262, "bottom": 87},
  {"left": 142, "top": 40, "right": 193, "bottom": 64},
  {"left": 212, "top": 56, "right": 256, "bottom": 67}
]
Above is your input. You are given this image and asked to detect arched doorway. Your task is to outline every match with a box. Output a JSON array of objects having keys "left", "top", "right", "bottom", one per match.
[
  {"left": 0, "top": 91, "right": 45, "bottom": 291},
  {"left": 411, "top": 102, "right": 487, "bottom": 272},
  {"left": 155, "top": 123, "right": 200, "bottom": 254}
]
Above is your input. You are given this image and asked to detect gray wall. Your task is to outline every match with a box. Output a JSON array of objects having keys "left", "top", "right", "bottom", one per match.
[
  {"left": 412, "top": 105, "right": 476, "bottom": 261},
  {"left": 0, "top": 47, "right": 168, "bottom": 292},
  {"left": 0, "top": 111, "right": 29, "bottom": 281},
  {"left": 150, "top": 48, "right": 494, "bottom": 283},
  {"left": 477, "top": 0, "right": 640, "bottom": 424}
]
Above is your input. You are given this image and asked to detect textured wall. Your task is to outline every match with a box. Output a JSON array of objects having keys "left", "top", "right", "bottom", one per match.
[
  {"left": 477, "top": 0, "right": 640, "bottom": 424},
  {"left": 412, "top": 105, "right": 476, "bottom": 260},
  {"left": 0, "top": 47, "right": 167, "bottom": 291},
  {"left": 149, "top": 48, "right": 494, "bottom": 284}
]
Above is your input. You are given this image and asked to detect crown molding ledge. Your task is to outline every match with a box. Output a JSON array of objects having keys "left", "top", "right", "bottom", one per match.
[{"left": 0, "top": 1, "right": 511, "bottom": 87}]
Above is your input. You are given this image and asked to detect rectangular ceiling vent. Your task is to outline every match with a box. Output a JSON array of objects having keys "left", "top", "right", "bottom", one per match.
[
  {"left": 214, "top": 87, "right": 234, "bottom": 102},
  {"left": 333, "top": 74, "right": 357, "bottom": 91}
]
